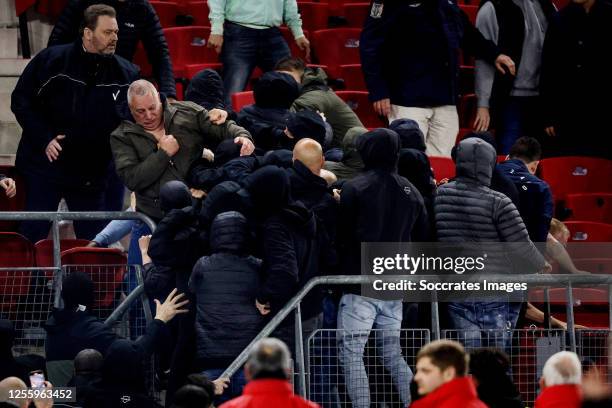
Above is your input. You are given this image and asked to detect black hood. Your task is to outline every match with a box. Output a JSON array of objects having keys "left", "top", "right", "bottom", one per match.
[
  {"left": 199, "top": 181, "right": 247, "bottom": 226},
  {"left": 184, "top": 68, "right": 226, "bottom": 110},
  {"left": 210, "top": 211, "right": 249, "bottom": 254},
  {"left": 398, "top": 149, "right": 436, "bottom": 197},
  {"left": 246, "top": 165, "right": 291, "bottom": 216},
  {"left": 214, "top": 139, "right": 242, "bottom": 166},
  {"left": 455, "top": 138, "right": 496, "bottom": 186},
  {"left": 356, "top": 128, "right": 400, "bottom": 171},
  {"left": 102, "top": 339, "right": 147, "bottom": 392},
  {"left": 260, "top": 149, "right": 293, "bottom": 168},
  {"left": 159, "top": 180, "right": 192, "bottom": 213},
  {"left": 389, "top": 118, "right": 426, "bottom": 152},
  {"left": 279, "top": 203, "right": 317, "bottom": 238},
  {"left": 254, "top": 71, "right": 300, "bottom": 109}
]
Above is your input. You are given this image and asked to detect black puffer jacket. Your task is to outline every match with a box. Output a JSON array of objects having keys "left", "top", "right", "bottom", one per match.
[
  {"left": 434, "top": 138, "right": 546, "bottom": 273},
  {"left": 189, "top": 211, "right": 263, "bottom": 369},
  {"left": 48, "top": 0, "right": 175, "bottom": 97}
]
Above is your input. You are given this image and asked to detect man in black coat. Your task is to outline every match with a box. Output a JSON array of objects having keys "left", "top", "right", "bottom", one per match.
[
  {"left": 360, "top": 0, "right": 516, "bottom": 157},
  {"left": 11, "top": 4, "right": 139, "bottom": 242},
  {"left": 44, "top": 272, "right": 187, "bottom": 387},
  {"left": 540, "top": 0, "right": 612, "bottom": 158},
  {"left": 336, "top": 128, "right": 429, "bottom": 408},
  {"left": 48, "top": 0, "right": 175, "bottom": 99}
]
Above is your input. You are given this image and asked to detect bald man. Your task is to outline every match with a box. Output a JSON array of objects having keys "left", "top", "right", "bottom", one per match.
[
  {"left": 288, "top": 138, "right": 338, "bottom": 240},
  {"left": 0, "top": 377, "right": 28, "bottom": 408}
]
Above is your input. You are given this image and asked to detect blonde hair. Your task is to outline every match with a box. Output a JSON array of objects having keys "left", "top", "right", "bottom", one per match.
[{"left": 549, "top": 218, "right": 569, "bottom": 237}]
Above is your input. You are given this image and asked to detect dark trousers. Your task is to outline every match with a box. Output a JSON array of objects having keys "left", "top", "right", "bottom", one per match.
[
  {"left": 493, "top": 96, "right": 543, "bottom": 154},
  {"left": 221, "top": 22, "right": 291, "bottom": 109},
  {"left": 19, "top": 174, "right": 106, "bottom": 242}
]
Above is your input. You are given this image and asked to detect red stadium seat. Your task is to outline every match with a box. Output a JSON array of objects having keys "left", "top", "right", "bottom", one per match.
[
  {"left": 460, "top": 4, "right": 478, "bottom": 24},
  {"left": 327, "top": 0, "right": 347, "bottom": 16},
  {"left": 61, "top": 248, "right": 127, "bottom": 309},
  {"left": 344, "top": 3, "right": 370, "bottom": 28},
  {"left": 184, "top": 63, "right": 223, "bottom": 80},
  {"left": 529, "top": 287, "right": 609, "bottom": 305},
  {"left": 0, "top": 166, "right": 26, "bottom": 232},
  {"left": 565, "top": 193, "right": 612, "bottom": 224},
  {"left": 564, "top": 222, "right": 612, "bottom": 243},
  {"left": 232, "top": 91, "right": 255, "bottom": 112},
  {"left": 280, "top": 27, "right": 310, "bottom": 60},
  {"left": 185, "top": 1, "right": 210, "bottom": 26},
  {"left": 34, "top": 239, "right": 91, "bottom": 268},
  {"left": 312, "top": 28, "right": 362, "bottom": 78},
  {"left": 298, "top": 2, "right": 329, "bottom": 32},
  {"left": 429, "top": 156, "right": 456, "bottom": 182},
  {"left": 0, "top": 232, "right": 34, "bottom": 268},
  {"left": 538, "top": 157, "right": 612, "bottom": 204},
  {"left": 339, "top": 64, "right": 366, "bottom": 91},
  {"left": 497, "top": 154, "right": 509, "bottom": 163},
  {"left": 335, "top": 91, "right": 386, "bottom": 128},
  {"left": 573, "top": 258, "right": 612, "bottom": 275},
  {"left": 150, "top": 1, "right": 179, "bottom": 27},
  {"left": 163, "top": 26, "right": 219, "bottom": 77}
]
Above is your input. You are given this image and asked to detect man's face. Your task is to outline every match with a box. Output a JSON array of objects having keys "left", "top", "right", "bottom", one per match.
[
  {"left": 414, "top": 357, "right": 454, "bottom": 396},
  {"left": 85, "top": 15, "right": 119, "bottom": 55},
  {"left": 130, "top": 92, "right": 163, "bottom": 131}
]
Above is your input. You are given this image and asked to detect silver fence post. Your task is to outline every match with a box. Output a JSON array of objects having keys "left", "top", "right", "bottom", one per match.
[
  {"left": 565, "top": 282, "right": 576, "bottom": 353},
  {"left": 544, "top": 287, "right": 552, "bottom": 330},
  {"left": 294, "top": 303, "right": 307, "bottom": 397},
  {"left": 430, "top": 291, "right": 440, "bottom": 340},
  {"left": 608, "top": 284, "right": 612, "bottom": 332},
  {"left": 51, "top": 219, "right": 63, "bottom": 308}
]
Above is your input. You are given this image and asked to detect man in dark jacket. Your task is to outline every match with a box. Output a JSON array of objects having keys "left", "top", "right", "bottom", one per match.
[
  {"left": 435, "top": 138, "right": 550, "bottom": 349},
  {"left": 48, "top": 0, "right": 175, "bottom": 99},
  {"left": 44, "top": 272, "right": 188, "bottom": 386},
  {"left": 323, "top": 126, "right": 367, "bottom": 181},
  {"left": 11, "top": 4, "right": 139, "bottom": 242},
  {"left": 498, "top": 137, "right": 553, "bottom": 244},
  {"left": 190, "top": 211, "right": 264, "bottom": 402},
  {"left": 540, "top": 0, "right": 612, "bottom": 158},
  {"left": 474, "top": 0, "right": 556, "bottom": 154},
  {"left": 237, "top": 72, "right": 301, "bottom": 152},
  {"left": 360, "top": 0, "right": 516, "bottom": 157},
  {"left": 337, "top": 128, "right": 429, "bottom": 408},
  {"left": 275, "top": 57, "right": 364, "bottom": 151}
]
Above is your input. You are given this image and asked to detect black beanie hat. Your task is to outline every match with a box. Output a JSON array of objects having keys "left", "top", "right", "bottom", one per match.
[
  {"left": 286, "top": 110, "right": 327, "bottom": 146},
  {"left": 159, "top": 180, "right": 193, "bottom": 213},
  {"left": 254, "top": 71, "right": 300, "bottom": 109}
]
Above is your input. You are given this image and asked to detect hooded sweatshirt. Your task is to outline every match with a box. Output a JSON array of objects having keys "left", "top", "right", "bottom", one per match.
[
  {"left": 323, "top": 126, "right": 367, "bottom": 181},
  {"left": 338, "top": 128, "right": 430, "bottom": 285}
]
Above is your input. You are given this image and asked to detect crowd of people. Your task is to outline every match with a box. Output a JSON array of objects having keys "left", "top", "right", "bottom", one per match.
[{"left": 2, "top": 0, "right": 612, "bottom": 407}]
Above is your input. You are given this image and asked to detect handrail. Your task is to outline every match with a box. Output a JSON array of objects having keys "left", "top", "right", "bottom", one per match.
[
  {"left": 221, "top": 273, "right": 612, "bottom": 392},
  {"left": 0, "top": 211, "right": 156, "bottom": 307}
]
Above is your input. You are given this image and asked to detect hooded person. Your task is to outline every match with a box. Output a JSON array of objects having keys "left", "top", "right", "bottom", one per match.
[
  {"left": 245, "top": 166, "right": 333, "bottom": 349},
  {"left": 336, "top": 128, "right": 429, "bottom": 408},
  {"left": 67, "top": 349, "right": 104, "bottom": 407},
  {"left": 390, "top": 118, "right": 427, "bottom": 152},
  {"left": 285, "top": 109, "right": 329, "bottom": 149},
  {"left": 189, "top": 211, "right": 264, "bottom": 402},
  {"left": 450, "top": 131, "right": 520, "bottom": 209},
  {"left": 185, "top": 68, "right": 227, "bottom": 113},
  {"left": 435, "top": 138, "right": 548, "bottom": 349},
  {"left": 323, "top": 126, "right": 368, "bottom": 182},
  {"left": 469, "top": 349, "right": 525, "bottom": 408},
  {"left": 237, "top": 72, "right": 301, "bottom": 152},
  {"left": 84, "top": 340, "right": 162, "bottom": 408}
]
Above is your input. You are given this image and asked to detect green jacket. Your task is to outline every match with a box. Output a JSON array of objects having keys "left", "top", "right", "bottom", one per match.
[
  {"left": 111, "top": 101, "right": 251, "bottom": 220},
  {"left": 291, "top": 68, "right": 363, "bottom": 148},
  {"left": 323, "top": 126, "right": 367, "bottom": 181}
]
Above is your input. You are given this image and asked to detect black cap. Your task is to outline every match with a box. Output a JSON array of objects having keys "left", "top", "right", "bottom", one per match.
[{"left": 286, "top": 110, "right": 327, "bottom": 145}]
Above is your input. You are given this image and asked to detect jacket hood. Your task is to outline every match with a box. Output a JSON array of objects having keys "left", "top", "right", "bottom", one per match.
[
  {"left": 398, "top": 149, "right": 435, "bottom": 197},
  {"left": 356, "top": 128, "right": 400, "bottom": 171},
  {"left": 159, "top": 180, "right": 193, "bottom": 213},
  {"left": 214, "top": 139, "right": 242, "bottom": 166},
  {"left": 260, "top": 149, "right": 293, "bottom": 168},
  {"left": 184, "top": 68, "right": 226, "bottom": 110},
  {"left": 199, "top": 181, "right": 246, "bottom": 226},
  {"left": 210, "top": 211, "right": 249, "bottom": 254},
  {"left": 246, "top": 166, "right": 291, "bottom": 216},
  {"left": 301, "top": 67, "right": 329, "bottom": 91},
  {"left": 102, "top": 339, "right": 147, "bottom": 392},
  {"left": 451, "top": 131, "right": 497, "bottom": 162},
  {"left": 254, "top": 72, "right": 300, "bottom": 109},
  {"left": 389, "top": 118, "right": 426, "bottom": 152},
  {"left": 342, "top": 126, "right": 367, "bottom": 166},
  {"left": 455, "top": 138, "right": 496, "bottom": 186},
  {"left": 279, "top": 203, "right": 317, "bottom": 238}
]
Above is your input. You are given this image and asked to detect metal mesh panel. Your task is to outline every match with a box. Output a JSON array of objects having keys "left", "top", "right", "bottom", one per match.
[
  {"left": 306, "top": 329, "right": 430, "bottom": 407},
  {"left": 577, "top": 329, "right": 611, "bottom": 384},
  {"left": 444, "top": 329, "right": 567, "bottom": 406}
]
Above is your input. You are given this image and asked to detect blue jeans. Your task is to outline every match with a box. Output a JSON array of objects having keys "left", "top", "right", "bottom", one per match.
[
  {"left": 126, "top": 221, "right": 152, "bottom": 337},
  {"left": 447, "top": 301, "right": 522, "bottom": 351},
  {"left": 337, "top": 294, "right": 412, "bottom": 408},
  {"left": 202, "top": 368, "right": 246, "bottom": 404},
  {"left": 221, "top": 22, "right": 290, "bottom": 109},
  {"left": 495, "top": 96, "right": 540, "bottom": 154}
]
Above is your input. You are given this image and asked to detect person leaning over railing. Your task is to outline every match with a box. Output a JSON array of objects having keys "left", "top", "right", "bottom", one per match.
[{"left": 44, "top": 272, "right": 188, "bottom": 387}]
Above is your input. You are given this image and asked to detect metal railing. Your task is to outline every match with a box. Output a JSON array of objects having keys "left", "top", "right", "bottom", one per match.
[{"left": 221, "top": 274, "right": 612, "bottom": 398}]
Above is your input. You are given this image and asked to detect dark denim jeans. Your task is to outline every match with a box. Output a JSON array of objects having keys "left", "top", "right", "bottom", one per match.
[
  {"left": 495, "top": 96, "right": 541, "bottom": 154},
  {"left": 447, "top": 301, "right": 522, "bottom": 351},
  {"left": 221, "top": 22, "right": 291, "bottom": 109}
]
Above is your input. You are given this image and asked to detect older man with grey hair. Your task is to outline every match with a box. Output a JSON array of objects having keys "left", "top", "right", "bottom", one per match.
[
  {"left": 535, "top": 351, "right": 582, "bottom": 408},
  {"left": 219, "top": 338, "right": 319, "bottom": 407}
]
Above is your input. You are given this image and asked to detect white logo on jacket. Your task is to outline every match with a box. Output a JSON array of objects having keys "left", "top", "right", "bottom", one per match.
[{"left": 112, "top": 90, "right": 121, "bottom": 101}]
